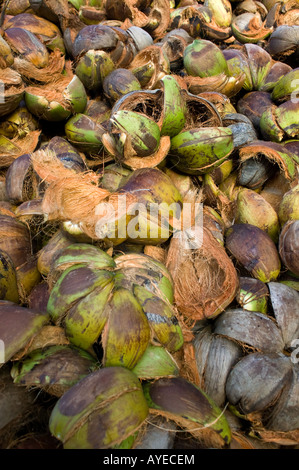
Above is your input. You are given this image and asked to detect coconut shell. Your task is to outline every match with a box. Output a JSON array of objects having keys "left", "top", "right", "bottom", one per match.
[
  {"left": 213, "top": 309, "right": 285, "bottom": 353},
  {"left": 194, "top": 329, "right": 243, "bottom": 408},
  {"left": 225, "top": 352, "right": 293, "bottom": 415}
]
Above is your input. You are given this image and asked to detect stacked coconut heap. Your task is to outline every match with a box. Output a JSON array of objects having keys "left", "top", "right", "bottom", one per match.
[{"left": 0, "top": 0, "right": 298, "bottom": 450}]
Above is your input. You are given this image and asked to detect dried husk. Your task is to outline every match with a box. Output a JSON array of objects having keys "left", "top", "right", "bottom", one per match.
[
  {"left": 30, "top": 148, "right": 182, "bottom": 245},
  {"left": 231, "top": 12, "right": 273, "bottom": 43},
  {"left": 238, "top": 140, "right": 298, "bottom": 189},
  {"left": 4, "top": 26, "right": 49, "bottom": 68},
  {"left": 166, "top": 202, "right": 238, "bottom": 322},
  {"left": 28, "top": 0, "right": 70, "bottom": 32},
  {"left": 30, "top": 149, "right": 115, "bottom": 239},
  {"left": 13, "top": 48, "right": 65, "bottom": 83},
  {"left": 267, "top": 24, "right": 299, "bottom": 59},
  {"left": 0, "top": 68, "right": 25, "bottom": 118},
  {"left": 0, "top": 130, "right": 41, "bottom": 169},
  {"left": 128, "top": 45, "right": 170, "bottom": 89},
  {"left": 158, "top": 28, "right": 192, "bottom": 72}
]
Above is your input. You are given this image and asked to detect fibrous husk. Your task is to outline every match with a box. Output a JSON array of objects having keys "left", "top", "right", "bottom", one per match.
[
  {"left": 30, "top": 148, "right": 183, "bottom": 245},
  {"left": 166, "top": 190, "right": 238, "bottom": 323},
  {"left": 0, "top": 130, "right": 41, "bottom": 169},
  {"left": 238, "top": 140, "right": 298, "bottom": 187},
  {"left": 12, "top": 49, "right": 66, "bottom": 84},
  {"left": 128, "top": 45, "right": 170, "bottom": 89},
  {"left": 30, "top": 148, "right": 135, "bottom": 240},
  {"left": 143, "top": 245, "right": 166, "bottom": 264},
  {"left": 0, "top": 67, "right": 25, "bottom": 118}
]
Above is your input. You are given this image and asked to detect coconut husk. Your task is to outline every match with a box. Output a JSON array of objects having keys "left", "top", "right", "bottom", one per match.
[
  {"left": 0, "top": 68, "right": 25, "bottom": 118},
  {"left": 128, "top": 45, "right": 170, "bottom": 89},
  {"left": 13, "top": 49, "right": 66, "bottom": 84},
  {"left": 239, "top": 140, "right": 299, "bottom": 186},
  {"left": 123, "top": 135, "right": 171, "bottom": 170},
  {"left": 250, "top": 427, "right": 299, "bottom": 446},
  {"left": 143, "top": 245, "right": 166, "bottom": 264},
  {"left": 30, "top": 149, "right": 137, "bottom": 241},
  {"left": 0, "top": 130, "right": 41, "bottom": 169},
  {"left": 166, "top": 216, "right": 238, "bottom": 322},
  {"left": 144, "top": 0, "right": 171, "bottom": 39}
]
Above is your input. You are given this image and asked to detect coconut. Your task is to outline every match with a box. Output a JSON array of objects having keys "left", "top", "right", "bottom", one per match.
[{"left": 166, "top": 190, "right": 238, "bottom": 323}]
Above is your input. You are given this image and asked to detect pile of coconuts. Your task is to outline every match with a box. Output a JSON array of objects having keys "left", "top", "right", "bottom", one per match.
[{"left": 0, "top": 0, "right": 298, "bottom": 450}]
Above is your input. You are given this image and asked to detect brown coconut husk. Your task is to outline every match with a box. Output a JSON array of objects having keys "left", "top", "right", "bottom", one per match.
[
  {"left": 30, "top": 149, "right": 137, "bottom": 240},
  {"left": 0, "top": 130, "right": 41, "bottom": 169},
  {"left": 166, "top": 192, "right": 238, "bottom": 323},
  {"left": 116, "top": 0, "right": 170, "bottom": 39},
  {"left": 143, "top": 245, "right": 166, "bottom": 264},
  {"left": 250, "top": 427, "right": 299, "bottom": 447},
  {"left": 13, "top": 49, "right": 66, "bottom": 84},
  {"left": 128, "top": 45, "right": 170, "bottom": 89}
]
